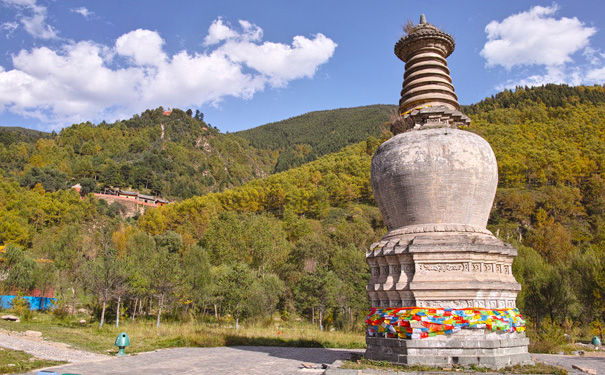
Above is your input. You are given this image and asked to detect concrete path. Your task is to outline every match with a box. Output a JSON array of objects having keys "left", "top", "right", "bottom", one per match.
[
  {"left": 0, "top": 329, "right": 106, "bottom": 363},
  {"left": 532, "top": 353, "right": 605, "bottom": 375},
  {"left": 21, "top": 346, "right": 364, "bottom": 375}
]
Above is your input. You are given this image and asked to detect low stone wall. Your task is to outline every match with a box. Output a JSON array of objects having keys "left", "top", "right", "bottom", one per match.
[{"left": 366, "top": 331, "right": 531, "bottom": 368}]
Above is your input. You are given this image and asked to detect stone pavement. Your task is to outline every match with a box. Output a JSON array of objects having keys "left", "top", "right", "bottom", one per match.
[
  {"left": 20, "top": 347, "right": 605, "bottom": 375},
  {"left": 21, "top": 346, "right": 364, "bottom": 375}
]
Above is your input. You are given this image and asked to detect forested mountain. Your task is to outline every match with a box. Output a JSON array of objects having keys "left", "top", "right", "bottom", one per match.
[
  {"left": 0, "top": 108, "right": 276, "bottom": 200},
  {"left": 0, "top": 126, "right": 50, "bottom": 147},
  {"left": 1, "top": 84, "right": 604, "bottom": 349},
  {"left": 236, "top": 105, "right": 395, "bottom": 172},
  {"left": 464, "top": 83, "right": 605, "bottom": 114},
  {"left": 0, "top": 105, "right": 395, "bottom": 201}
]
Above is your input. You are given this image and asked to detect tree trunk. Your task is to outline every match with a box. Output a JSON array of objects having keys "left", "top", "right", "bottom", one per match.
[
  {"left": 71, "top": 285, "right": 77, "bottom": 317},
  {"left": 99, "top": 295, "right": 107, "bottom": 329},
  {"left": 131, "top": 298, "right": 138, "bottom": 320},
  {"left": 156, "top": 294, "right": 164, "bottom": 328},
  {"left": 236, "top": 316, "right": 239, "bottom": 330},
  {"left": 319, "top": 309, "right": 323, "bottom": 331},
  {"left": 312, "top": 306, "right": 315, "bottom": 325},
  {"left": 116, "top": 295, "right": 121, "bottom": 328}
]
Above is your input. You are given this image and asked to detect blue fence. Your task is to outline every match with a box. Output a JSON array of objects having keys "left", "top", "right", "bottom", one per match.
[{"left": 0, "top": 295, "right": 55, "bottom": 310}]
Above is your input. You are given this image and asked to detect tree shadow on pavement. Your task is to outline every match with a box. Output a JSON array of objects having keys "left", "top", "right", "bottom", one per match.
[{"left": 226, "top": 344, "right": 363, "bottom": 364}]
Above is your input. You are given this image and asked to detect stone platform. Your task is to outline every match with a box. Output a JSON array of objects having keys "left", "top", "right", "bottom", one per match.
[{"left": 366, "top": 330, "right": 531, "bottom": 368}]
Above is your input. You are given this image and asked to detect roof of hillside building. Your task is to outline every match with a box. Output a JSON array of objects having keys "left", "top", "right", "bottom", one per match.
[{"left": 119, "top": 190, "right": 138, "bottom": 196}]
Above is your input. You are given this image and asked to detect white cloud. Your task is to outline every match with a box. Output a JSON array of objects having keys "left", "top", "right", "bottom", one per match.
[
  {"left": 237, "top": 20, "right": 263, "bottom": 42},
  {"left": 1, "top": 21, "right": 19, "bottom": 37},
  {"left": 585, "top": 66, "right": 605, "bottom": 82},
  {"left": 483, "top": 4, "right": 605, "bottom": 89},
  {"left": 481, "top": 5, "right": 595, "bottom": 69},
  {"left": 221, "top": 34, "right": 338, "bottom": 87},
  {"left": 1, "top": 0, "right": 58, "bottom": 39},
  {"left": 71, "top": 7, "right": 92, "bottom": 18},
  {"left": 1, "top": 0, "right": 37, "bottom": 6},
  {"left": 203, "top": 18, "right": 265, "bottom": 47},
  {"left": 21, "top": 8, "right": 57, "bottom": 39},
  {"left": 116, "top": 29, "right": 167, "bottom": 66},
  {"left": 1, "top": 42, "right": 142, "bottom": 123},
  {"left": 0, "top": 19, "right": 337, "bottom": 128},
  {"left": 495, "top": 66, "right": 568, "bottom": 91},
  {"left": 583, "top": 46, "right": 605, "bottom": 66},
  {"left": 137, "top": 50, "right": 266, "bottom": 107},
  {"left": 203, "top": 18, "right": 238, "bottom": 46}
]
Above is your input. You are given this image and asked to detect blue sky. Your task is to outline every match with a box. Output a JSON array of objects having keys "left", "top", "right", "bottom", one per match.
[{"left": 1, "top": 0, "right": 604, "bottom": 133}]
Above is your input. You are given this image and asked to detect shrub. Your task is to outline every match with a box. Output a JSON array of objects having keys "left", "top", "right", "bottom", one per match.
[{"left": 529, "top": 318, "right": 567, "bottom": 353}]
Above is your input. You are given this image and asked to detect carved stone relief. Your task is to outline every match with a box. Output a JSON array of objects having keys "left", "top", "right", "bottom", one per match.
[
  {"left": 402, "top": 263, "right": 414, "bottom": 273},
  {"left": 390, "top": 300, "right": 402, "bottom": 307},
  {"left": 418, "top": 263, "right": 464, "bottom": 272}
]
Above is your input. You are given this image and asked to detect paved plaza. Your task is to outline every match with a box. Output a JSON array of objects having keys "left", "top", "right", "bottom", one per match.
[{"left": 18, "top": 346, "right": 604, "bottom": 375}]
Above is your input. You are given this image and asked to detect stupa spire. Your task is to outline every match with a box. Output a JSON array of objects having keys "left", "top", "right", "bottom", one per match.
[{"left": 392, "top": 16, "right": 470, "bottom": 134}]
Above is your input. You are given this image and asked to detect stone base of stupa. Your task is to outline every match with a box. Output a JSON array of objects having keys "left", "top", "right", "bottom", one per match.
[
  {"left": 364, "top": 229, "right": 530, "bottom": 369},
  {"left": 366, "top": 229, "right": 522, "bottom": 310},
  {"left": 366, "top": 330, "right": 531, "bottom": 368}
]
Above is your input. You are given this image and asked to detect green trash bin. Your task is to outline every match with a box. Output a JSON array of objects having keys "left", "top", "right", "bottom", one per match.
[
  {"left": 115, "top": 332, "right": 131, "bottom": 356},
  {"left": 592, "top": 336, "right": 601, "bottom": 349}
]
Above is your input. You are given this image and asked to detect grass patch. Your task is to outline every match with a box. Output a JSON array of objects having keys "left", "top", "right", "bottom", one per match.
[
  {"left": 0, "top": 313, "right": 365, "bottom": 354},
  {"left": 0, "top": 347, "right": 65, "bottom": 374},
  {"left": 342, "top": 358, "right": 567, "bottom": 374}
]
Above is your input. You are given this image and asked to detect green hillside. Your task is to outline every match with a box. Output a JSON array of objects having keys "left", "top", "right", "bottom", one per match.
[
  {"left": 0, "top": 126, "right": 50, "bottom": 147},
  {"left": 236, "top": 104, "right": 395, "bottom": 172},
  {"left": 0, "top": 108, "right": 276, "bottom": 200}
]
